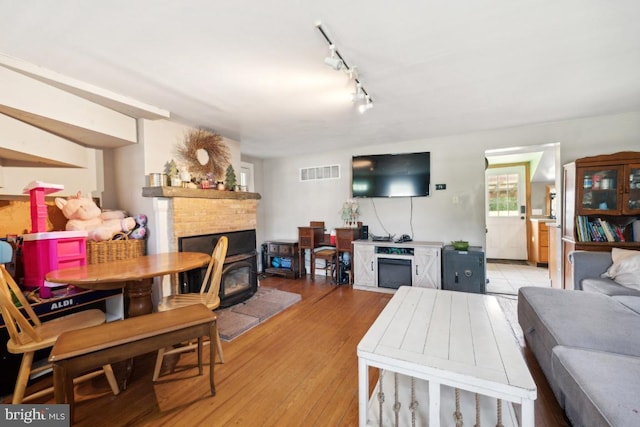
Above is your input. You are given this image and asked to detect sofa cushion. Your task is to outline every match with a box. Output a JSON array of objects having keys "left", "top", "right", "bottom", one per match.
[
  {"left": 518, "top": 287, "right": 640, "bottom": 394},
  {"left": 612, "top": 295, "right": 640, "bottom": 315},
  {"left": 602, "top": 247, "right": 640, "bottom": 289},
  {"left": 552, "top": 346, "right": 640, "bottom": 427},
  {"left": 582, "top": 277, "right": 640, "bottom": 297}
]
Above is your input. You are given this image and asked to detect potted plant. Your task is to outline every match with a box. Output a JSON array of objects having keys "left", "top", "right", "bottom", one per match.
[{"left": 165, "top": 159, "right": 181, "bottom": 187}]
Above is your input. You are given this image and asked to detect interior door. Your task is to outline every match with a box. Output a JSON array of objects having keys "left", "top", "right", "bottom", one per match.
[{"left": 486, "top": 165, "right": 528, "bottom": 260}]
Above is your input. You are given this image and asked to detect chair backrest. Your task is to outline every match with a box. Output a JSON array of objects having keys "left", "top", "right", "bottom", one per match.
[
  {"left": 310, "top": 221, "right": 324, "bottom": 228},
  {"left": 199, "top": 236, "right": 228, "bottom": 304},
  {"left": 0, "top": 265, "right": 43, "bottom": 346}
]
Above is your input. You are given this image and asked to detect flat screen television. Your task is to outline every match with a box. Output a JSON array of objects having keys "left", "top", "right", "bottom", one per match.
[{"left": 352, "top": 152, "right": 431, "bottom": 198}]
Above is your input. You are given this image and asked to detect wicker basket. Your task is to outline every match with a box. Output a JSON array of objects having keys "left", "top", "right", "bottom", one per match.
[{"left": 86, "top": 232, "right": 146, "bottom": 264}]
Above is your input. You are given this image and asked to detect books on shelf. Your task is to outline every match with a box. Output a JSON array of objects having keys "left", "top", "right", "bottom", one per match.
[{"left": 575, "top": 216, "right": 626, "bottom": 242}]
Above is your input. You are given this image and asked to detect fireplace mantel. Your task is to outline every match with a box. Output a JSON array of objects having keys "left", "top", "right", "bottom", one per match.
[
  {"left": 142, "top": 186, "right": 261, "bottom": 200},
  {"left": 143, "top": 186, "right": 260, "bottom": 256}
]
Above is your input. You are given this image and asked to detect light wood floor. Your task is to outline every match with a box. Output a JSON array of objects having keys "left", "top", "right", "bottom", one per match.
[{"left": 10, "top": 276, "right": 570, "bottom": 426}]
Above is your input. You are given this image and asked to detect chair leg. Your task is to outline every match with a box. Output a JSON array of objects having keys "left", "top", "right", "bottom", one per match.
[
  {"left": 152, "top": 348, "right": 166, "bottom": 382},
  {"left": 153, "top": 334, "right": 223, "bottom": 381},
  {"left": 215, "top": 331, "right": 225, "bottom": 364},
  {"left": 102, "top": 365, "right": 120, "bottom": 395},
  {"left": 197, "top": 337, "right": 203, "bottom": 375},
  {"left": 12, "top": 351, "right": 34, "bottom": 404}
]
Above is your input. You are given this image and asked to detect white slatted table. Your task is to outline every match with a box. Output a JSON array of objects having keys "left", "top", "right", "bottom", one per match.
[{"left": 357, "top": 286, "right": 536, "bottom": 426}]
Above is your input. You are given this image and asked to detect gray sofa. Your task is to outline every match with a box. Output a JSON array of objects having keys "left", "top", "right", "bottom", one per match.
[
  {"left": 518, "top": 250, "right": 640, "bottom": 426},
  {"left": 570, "top": 250, "right": 640, "bottom": 296}
]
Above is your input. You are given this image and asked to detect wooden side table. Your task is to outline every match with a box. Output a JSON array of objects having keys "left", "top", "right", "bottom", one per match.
[{"left": 264, "top": 240, "right": 299, "bottom": 278}]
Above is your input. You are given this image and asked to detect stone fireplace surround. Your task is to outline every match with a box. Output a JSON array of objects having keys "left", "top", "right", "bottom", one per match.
[{"left": 142, "top": 186, "right": 261, "bottom": 301}]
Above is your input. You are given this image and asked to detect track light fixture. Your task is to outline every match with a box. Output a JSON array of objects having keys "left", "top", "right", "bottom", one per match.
[
  {"left": 316, "top": 22, "right": 373, "bottom": 111},
  {"left": 357, "top": 96, "right": 373, "bottom": 114},
  {"left": 347, "top": 67, "right": 358, "bottom": 81},
  {"left": 324, "top": 45, "right": 344, "bottom": 70},
  {"left": 352, "top": 82, "right": 365, "bottom": 101}
]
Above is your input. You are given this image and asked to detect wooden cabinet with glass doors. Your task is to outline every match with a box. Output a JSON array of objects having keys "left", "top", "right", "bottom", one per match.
[{"left": 562, "top": 151, "right": 640, "bottom": 288}]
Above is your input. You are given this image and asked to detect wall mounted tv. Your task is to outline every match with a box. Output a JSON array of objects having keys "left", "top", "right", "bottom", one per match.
[{"left": 352, "top": 152, "right": 431, "bottom": 198}]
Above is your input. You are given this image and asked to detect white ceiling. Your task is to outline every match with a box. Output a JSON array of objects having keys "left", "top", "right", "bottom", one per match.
[{"left": 1, "top": 1, "right": 639, "bottom": 159}]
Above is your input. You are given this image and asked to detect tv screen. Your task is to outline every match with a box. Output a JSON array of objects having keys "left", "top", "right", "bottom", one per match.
[{"left": 352, "top": 152, "right": 431, "bottom": 198}]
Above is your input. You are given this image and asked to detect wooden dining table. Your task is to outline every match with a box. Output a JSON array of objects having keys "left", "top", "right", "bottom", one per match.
[{"left": 45, "top": 252, "right": 211, "bottom": 318}]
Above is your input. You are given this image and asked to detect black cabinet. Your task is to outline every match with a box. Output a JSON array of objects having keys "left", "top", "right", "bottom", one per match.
[{"left": 442, "top": 246, "right": 485, "bottom": 294}]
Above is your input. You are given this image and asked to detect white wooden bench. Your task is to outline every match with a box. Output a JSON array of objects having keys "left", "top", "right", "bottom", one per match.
[{"left": 49, "top": 304, "right": 217, "bottom": 421}]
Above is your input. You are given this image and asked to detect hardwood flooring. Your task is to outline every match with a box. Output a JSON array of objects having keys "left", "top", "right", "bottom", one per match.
[{"left": 8, "top": 276, "right": 570, "bottom": 426}]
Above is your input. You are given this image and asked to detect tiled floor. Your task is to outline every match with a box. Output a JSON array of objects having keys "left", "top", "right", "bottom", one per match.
[{"left": 486, "top": 261, "right": 551, "bottom": 296}]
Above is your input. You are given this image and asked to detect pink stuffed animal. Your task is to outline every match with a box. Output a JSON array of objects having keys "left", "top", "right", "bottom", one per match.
[{"left": 55, "top": 192, "right": 136, "bottom": 241}]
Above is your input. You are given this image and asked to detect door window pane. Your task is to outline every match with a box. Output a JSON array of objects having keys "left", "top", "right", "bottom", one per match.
[{"left": 487, "top": 174, "right": 519, "bottom": 216}]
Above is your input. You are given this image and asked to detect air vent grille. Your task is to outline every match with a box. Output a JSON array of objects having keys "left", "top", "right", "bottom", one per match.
[{"left": 300, "top": 165, "right": 340, "bottom": 182}]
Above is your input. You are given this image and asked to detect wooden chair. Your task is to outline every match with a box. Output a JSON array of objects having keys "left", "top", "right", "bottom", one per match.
[
  {"left": 311, "top": 221, "right": 337, "bottom": 281},
  {"left": 0, "top": 245, "right": 119, "bottom": 404},
  {"left": 299, "top": 221, "right": 336, "bottom": 280},
  {"left": 314, "top": 248, "right": 337, "bottom": 281},
  {"left": 153, "top": 236, "right": 228, "bottom": 380}
]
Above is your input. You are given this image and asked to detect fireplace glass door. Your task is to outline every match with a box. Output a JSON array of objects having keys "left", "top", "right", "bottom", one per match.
[{"left": 220, "top": 258, "right": 257, "bottom": 307}]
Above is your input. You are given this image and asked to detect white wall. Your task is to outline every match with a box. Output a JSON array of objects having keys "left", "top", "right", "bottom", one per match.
[
  {"left": 0, "top": 111, "right": 101, "bottom": 197},
  {"left": 241, "top": 153, "right": 265, "bottom": 246},
  {"left": 531, "top": 182, "right": 552, "bottom": 215},
  {"left": 258, "top": 111, "right": 640, "bottom": 249},
  {"left": 110, "top": 118, "right": 242, "bottom": 255}
]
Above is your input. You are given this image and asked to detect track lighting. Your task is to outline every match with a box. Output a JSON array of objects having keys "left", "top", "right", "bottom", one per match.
[
  {"left": 324, "top": 45, "right": 344, "bottom": 70},
  {"left": 316, "top": 22, "right": 374, "bottom": 112},
  {"left": 352, "top": 83, "right": 365, "bottom": 101},
  {"left": 357, "top": 96, "right": 373, "bottom": 114},
  {"left": 347, "top": 67, "right": 358, "bottom": 81}
]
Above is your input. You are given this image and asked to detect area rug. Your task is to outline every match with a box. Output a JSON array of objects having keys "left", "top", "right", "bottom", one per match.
[{"left": 216, "top": 287, "right": 301, "bottom": 341}]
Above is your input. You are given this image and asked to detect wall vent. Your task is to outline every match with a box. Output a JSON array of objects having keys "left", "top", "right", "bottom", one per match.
[{"left": 300, "top": 165, "right": 340, "bottom": 182}]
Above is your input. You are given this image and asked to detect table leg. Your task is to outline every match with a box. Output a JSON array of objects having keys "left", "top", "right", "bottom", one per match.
[
  {"left": 429, "top": 380, "right": 440, "bottom": 427},
  {"left": 209, "top": 322, "right": 216, "bottom": 396},
  {"left": 298, "top": 248, "right": 305, "bottom": 277},
  {"left": 358, "top": 358, "right": 369, "bottom": 427},
  {"left": 120, "top": 278, "right": 155, "bottom": 389},
  {"left": 52, "top": 364, "right": 65, "bottom": 403},
  {"left": 521, "top": 399, "right": 535, "bottom": 427},
  {"left": 170, "top": 272, "right": 180, "bottom": 296},
  {"left": 125, "top": 278, "right": 154, "bottom": 317}
]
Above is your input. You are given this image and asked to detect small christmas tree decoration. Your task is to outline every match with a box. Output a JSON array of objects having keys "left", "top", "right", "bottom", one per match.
[{"left": 225, "top": 164, "right": 237, "bottom": 190}]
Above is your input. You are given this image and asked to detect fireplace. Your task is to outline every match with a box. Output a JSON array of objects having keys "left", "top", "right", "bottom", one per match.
[
  {"left": 178, "top": 229, "right": 258, "bottom": 307},
  {"left": 377, "top": 257, "right": 412, "bottom": 289}
]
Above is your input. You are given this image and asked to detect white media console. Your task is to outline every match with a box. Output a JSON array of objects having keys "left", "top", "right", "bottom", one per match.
[{"left": 352, "top": 240, "right": 443, "bottom": 293}]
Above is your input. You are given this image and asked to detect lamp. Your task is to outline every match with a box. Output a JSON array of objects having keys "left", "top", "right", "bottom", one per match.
[
  {"left": 316, "top": 22, "right": 374, "bottom": 112},
  {"left": 324, "top": 45, "right": 344, "bottom": 70}
]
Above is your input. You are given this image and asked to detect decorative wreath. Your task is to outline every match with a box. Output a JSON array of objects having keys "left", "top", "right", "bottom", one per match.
[{"left": 176, "top": 129, "right": 230, "bottom": 179}]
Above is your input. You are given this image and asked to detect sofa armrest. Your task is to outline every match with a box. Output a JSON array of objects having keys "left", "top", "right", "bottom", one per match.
[{"left": 569, "top": 251, "right": 612, "bottom": 290}]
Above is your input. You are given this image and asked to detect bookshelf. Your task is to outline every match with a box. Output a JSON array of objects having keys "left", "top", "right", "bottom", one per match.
[{"left": 562, "top": 152, "right": 640, "bottom": 288}]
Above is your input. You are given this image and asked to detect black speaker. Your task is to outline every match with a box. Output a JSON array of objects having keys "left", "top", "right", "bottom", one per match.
[{"left": 361, "top": 225, "right": 369, "bottom": 240}]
